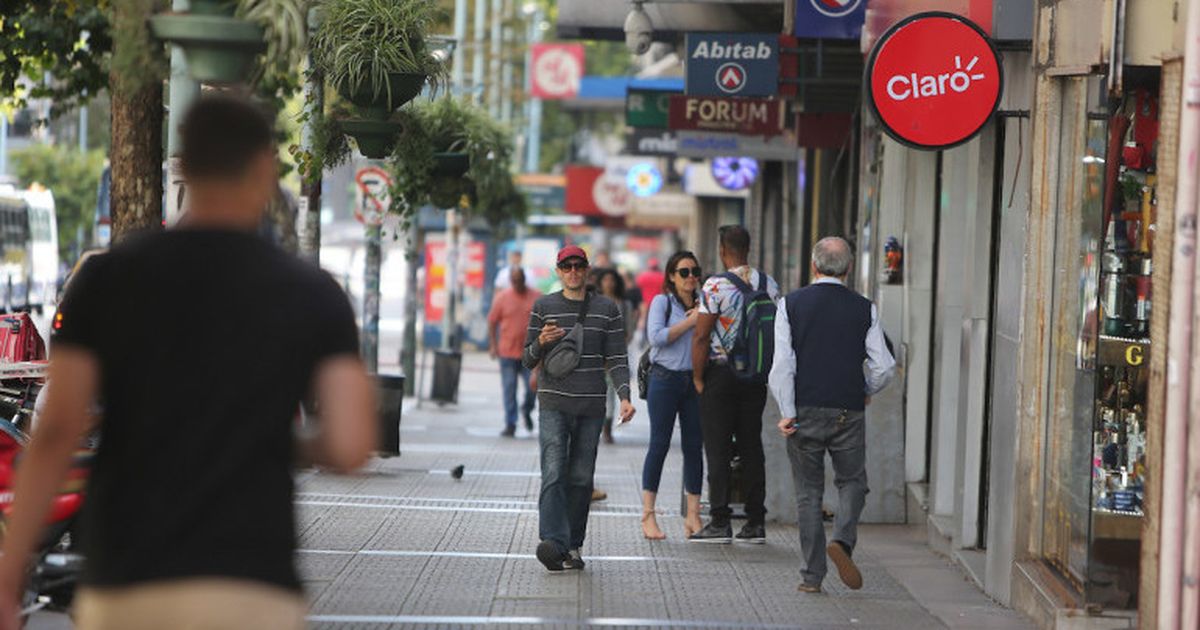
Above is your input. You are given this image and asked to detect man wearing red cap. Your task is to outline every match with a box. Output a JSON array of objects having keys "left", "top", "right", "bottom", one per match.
[{"left": 523, "top": 245, "right": 634, "bottom": 572}]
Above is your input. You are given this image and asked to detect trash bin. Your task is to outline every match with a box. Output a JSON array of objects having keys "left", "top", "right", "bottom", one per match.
[
  {"left": 430, "top": 350, "right": 461, "bottom": 405},
  {"left": 377, "top": 373, "right": 405, "bottom": 456}
]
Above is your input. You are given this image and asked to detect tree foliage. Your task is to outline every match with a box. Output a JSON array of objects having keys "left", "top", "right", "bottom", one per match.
[
  {"left": 0, "top": 0, "right": 113, "bottom": 116},
  {"left": 8, "top": 144, "right": 106, "bottom": 260}
]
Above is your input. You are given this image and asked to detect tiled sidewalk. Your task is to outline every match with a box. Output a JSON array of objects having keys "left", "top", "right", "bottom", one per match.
[{"left": 295, "top": 352, "right": 1032, "bottom": 629}]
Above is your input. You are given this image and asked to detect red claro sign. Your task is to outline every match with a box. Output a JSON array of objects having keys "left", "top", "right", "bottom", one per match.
[{"left": 866, "top": 12, "right": 1002, "bottom": 150}]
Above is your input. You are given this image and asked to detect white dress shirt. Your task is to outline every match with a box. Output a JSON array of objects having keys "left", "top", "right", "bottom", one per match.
[{"left": 768, "top": 277, "right": 897, "bottom": 419}]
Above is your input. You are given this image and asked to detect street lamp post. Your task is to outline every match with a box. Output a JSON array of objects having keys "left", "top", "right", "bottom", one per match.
[{"left": 523, "top": 3, "right": 543, "bottom": 173}]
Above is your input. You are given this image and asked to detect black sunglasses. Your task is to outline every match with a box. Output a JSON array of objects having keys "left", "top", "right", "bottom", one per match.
[
  {"left": 675, "top": 266, "right": 701, "bottom": 279},
  {"left": 557, "top": 261, "right": 589, "bottom": 271}
]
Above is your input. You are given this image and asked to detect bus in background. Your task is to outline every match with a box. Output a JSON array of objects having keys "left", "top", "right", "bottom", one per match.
[
  {"left": 23, "top": 185, "right": 58, "bottom": 312},
  {"left": 0, "top": 185, "right": 58, "bottom": 314}
]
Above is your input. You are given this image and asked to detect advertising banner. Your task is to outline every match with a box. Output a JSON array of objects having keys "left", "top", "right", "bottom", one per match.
[
  {"left": 794, "top": 0, "right": 866, "bottom": 39},
  {"left": 685, "top": 33, "right": 779, "bottom": 97},
  {"left": 865, "top": 12, "right": 1001, "bottom": 150},
  {"left": 668, "top": 95, "right": 786, "bottom": 135},
  {"left": 626, "top": 88, "right": 677, "bottom": 128},
  {"left": 530, "top": 43, "right": 585, "bottom": 99}
]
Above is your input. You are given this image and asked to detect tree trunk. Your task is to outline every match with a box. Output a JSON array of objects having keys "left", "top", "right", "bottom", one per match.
[{"left": 108, "top": 73, "right": 163, "bottom": 242}]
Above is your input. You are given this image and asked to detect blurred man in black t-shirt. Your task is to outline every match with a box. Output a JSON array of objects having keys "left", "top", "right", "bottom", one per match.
[{"left": 0, "top": 94, "right": 377, "bottom": 630}]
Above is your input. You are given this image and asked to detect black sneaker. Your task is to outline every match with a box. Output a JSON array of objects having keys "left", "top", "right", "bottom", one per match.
[
  {"left": 523, "top": 410, "right": 534, "bottom": 431},
  {"left": 564, "top": 549, "right": 585, "bottom": 570},
  {"left": 687, "top": 522, "right": 732, "bottom": 543},
  {"left": 735, "top": 523, "right": 766, "bottom": 544},
  {"left": 500, "top": 426, "right": 516, "bottom": 438},
  {"left": 536, "top": 541, "right": 566, "bottom": 572}
]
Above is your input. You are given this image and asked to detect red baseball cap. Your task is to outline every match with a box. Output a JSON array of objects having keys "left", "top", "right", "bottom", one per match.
[{"left": 557, "top": 245, "right": 588, "bottom": 264}]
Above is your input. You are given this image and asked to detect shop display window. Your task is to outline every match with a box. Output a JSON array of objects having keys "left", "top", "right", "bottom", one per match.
[{"left": 1042, "top": 74, "right": 1157, "bottom": 610}]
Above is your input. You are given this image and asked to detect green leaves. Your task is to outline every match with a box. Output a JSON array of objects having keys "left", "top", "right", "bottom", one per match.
[
  {"left": 386, "top": 96, "right": 522, "bottom": 226},
  {"left": 8, "top": 144, "right": 106, "bottom": 260},
  {"left": 311, "top": 0, "right": 447, "bottom": 107},
  {"left": 0, "top": 1, "right": 113, "bottom": 115}
]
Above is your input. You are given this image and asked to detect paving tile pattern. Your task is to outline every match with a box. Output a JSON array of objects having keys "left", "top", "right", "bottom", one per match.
[{"left": 294, "top": 353, "right": 1033, "bottom": 630}]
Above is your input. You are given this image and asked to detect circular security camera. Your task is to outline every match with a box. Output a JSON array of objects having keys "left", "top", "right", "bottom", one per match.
[{"left": 624, "top": 1, "right": 653, "bottom": 55}]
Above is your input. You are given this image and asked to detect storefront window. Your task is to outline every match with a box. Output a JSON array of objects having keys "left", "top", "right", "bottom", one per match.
[
  {"left": 1042, "top": 78, "right": 1103, "bottom": 590},
  {"left": 1041, "top": 74, "right": 1157, "bottom": 609}
]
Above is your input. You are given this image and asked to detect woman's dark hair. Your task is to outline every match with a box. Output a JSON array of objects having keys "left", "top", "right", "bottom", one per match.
[
  {"left": 662, "top": 250, "right": 699, "bottom": 300},
  {"left": 596, "top": 267, "right": 624, "bottom": 298}
]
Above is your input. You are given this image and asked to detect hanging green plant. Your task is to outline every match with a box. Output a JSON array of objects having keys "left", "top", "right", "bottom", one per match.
[
  {"left": 311, "top": 0, "right": 447, "bottom": 115},
  {"left": 386, "top": 97, "right": 523, "bottom": 222}
]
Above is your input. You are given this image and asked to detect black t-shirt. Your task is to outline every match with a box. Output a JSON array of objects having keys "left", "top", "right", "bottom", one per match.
[{"left": 53, "top": 229, "right": 358, "bottom": 593}]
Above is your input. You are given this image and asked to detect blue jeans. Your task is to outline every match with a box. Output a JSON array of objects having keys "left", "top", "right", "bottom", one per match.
[
  {"left": 642, "top": 366, "right": 703, "bottom": 495},
  {"left": 538, "top": 409, "right": 604, "bottom": 552},
  {"left": 499, "top": 358, "right": 535, "bottom": 429}
]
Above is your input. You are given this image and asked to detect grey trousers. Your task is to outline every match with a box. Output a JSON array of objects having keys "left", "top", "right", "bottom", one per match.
[{"left": 786, "top": 406, "right": 869, "bottom": 587}]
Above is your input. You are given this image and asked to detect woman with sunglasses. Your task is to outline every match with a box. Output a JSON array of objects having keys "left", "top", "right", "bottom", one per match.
[{"left": 640, "top": 251, "right": 704, "bottom": 539}]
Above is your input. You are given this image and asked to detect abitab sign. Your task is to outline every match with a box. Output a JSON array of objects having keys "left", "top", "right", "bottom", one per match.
[
  {"left": 866, "top": 12, "right": 1002, "bottom": 150},
  {"left": 685, "top": 33, "right": 779, "bottom": 97}
]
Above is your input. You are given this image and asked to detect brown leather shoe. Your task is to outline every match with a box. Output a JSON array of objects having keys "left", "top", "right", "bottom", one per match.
[
  {"left": 827, "top": 541, "right": 862, "bottom": 589},
  {"left": 591, "top": 488, "right": 608, "bottom": 502}
]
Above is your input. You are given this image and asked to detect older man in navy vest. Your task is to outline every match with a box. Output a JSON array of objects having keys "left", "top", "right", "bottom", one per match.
[{"left": 769, "top": 236, "right": 895, "bottom": 594}]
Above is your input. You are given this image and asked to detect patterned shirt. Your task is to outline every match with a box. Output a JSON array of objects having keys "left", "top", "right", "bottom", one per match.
[{"left": 698, "top": 265, "right": 780, "bottom": 361}]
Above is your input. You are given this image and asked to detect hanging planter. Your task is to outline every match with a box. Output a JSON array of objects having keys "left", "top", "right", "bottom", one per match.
[
  {"left": 337, "top": 72, "right": 428, "bottom": 120},
  {"left": 340, "top": 120, "right": 403, "bottom": 160},
  {"left": 148, "top": 4, "right": 266, "bottom": 84},
  {"left": 431, "top": 152, "right": 470, "bottom": 178},
  {"left": 429, "top": 176, "right": 472, "bottom": 210},
  {"left": 313, "top": 0, "right": 447, "bottom": 119}
]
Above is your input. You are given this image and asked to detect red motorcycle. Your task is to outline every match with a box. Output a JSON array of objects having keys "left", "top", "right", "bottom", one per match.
[{"left": 0, "top": 313, "right": 90, "bottom": 616}]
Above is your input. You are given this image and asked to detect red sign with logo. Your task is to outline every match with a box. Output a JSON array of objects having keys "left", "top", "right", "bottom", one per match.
[
  {"left": 530, "top": 44, "right": 584, "bottom": 100},
  {"left": 667, "top": 95, "right": 785, "bottom": 136},
  {"left": 866, "top": 12, "right": 1001, "bottom": 150}
]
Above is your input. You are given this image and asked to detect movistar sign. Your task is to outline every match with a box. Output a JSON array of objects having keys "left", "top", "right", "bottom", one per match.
[{"left": 685, "top": 33, "right": 779, "bottom": 97}]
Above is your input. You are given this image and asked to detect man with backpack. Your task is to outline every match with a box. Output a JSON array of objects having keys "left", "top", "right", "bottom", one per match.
[
  {"left": 690, "top": 225, "right": 779, "bottom": 543},
  {"left": 770, "top": 236, "right": 895, "bottom": 593}
]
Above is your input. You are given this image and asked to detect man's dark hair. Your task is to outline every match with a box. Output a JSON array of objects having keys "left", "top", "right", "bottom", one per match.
[
  {"left": 718, "top": 224, "right": 751, "bottom": 258},
  {"left": 180, "top": 94, "right": 274, "bottom": 179}
]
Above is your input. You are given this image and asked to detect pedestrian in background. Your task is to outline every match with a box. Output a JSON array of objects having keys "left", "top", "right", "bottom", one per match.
[
  {"left": 640, "top": 251, "right": 704, "bottom": 540},
  {"left": 523, "top": 246, "right": 634, "bottom": 572},
  {"left": 623, "top": 269, "right": 645, "bottom": 350},
  {"left": 0, "top": 94, "right": 377, "bottom": 630},
  {"left": 770, "top": 236, "right": 895, "bottom": 593},
  {"left": 488, "top": 267, "right": 541, "bottom": 437},
  {"left": 690, "top": 225, "right": 779, "bottom": 544},
  {"left": 494, "top": 249, "right": 523, "bottom": 290},
  {"left": 635, "top": 258, "right": 665, "bottom": 337},
  {"left": 596, "top": 268, "right": 633, "bottom": 444}
]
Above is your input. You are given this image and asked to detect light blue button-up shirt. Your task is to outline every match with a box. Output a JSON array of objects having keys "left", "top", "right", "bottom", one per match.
[
  {"left": 647, "top": 292, "right": 695, "bottom": 372},
  {"left": 768, "top": 277, "right": 896, "bottom": 418}
]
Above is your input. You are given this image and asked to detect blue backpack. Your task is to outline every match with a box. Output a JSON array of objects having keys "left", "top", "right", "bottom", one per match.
[{"left": 722, "top": 271, "right": 776, "bottom": 383}]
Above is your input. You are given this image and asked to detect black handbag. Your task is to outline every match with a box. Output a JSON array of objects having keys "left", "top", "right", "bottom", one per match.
[{"left": 637, "top": 295, "right": 673, "bottom": 400}]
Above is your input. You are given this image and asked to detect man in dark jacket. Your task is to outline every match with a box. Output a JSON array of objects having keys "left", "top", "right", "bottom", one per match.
[{"left": 770, "top": 236, "right": 895, "bottom": 594}]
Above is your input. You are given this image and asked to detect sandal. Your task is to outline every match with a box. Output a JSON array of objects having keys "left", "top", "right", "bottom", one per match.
[{"left": 641, "top": 509, "right": 666, "bottom": 540}]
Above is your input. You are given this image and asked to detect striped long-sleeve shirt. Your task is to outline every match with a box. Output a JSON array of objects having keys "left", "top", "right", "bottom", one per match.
[{"left": 522, "top": 291, "right": 631, "bottom": 418}]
